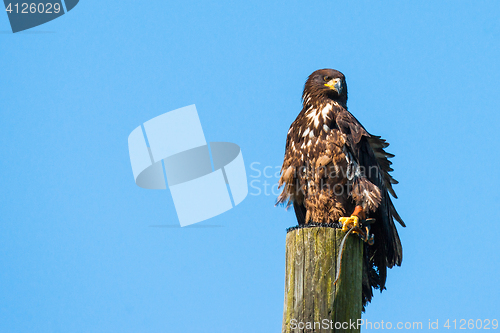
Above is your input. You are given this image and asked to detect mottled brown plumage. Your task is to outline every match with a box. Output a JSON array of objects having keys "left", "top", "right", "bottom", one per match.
[{"left": 277, "top": 69, "right": 405, "bottom": 308}]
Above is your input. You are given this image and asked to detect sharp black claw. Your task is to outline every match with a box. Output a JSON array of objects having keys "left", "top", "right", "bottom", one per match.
[{"left": 354, "top": 218, "right": 376, "bottom": 245}]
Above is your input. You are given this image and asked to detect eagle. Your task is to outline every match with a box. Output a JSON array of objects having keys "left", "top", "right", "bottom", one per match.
[{"left": 277, "top": 69, "right": 405, "bottom": 307}]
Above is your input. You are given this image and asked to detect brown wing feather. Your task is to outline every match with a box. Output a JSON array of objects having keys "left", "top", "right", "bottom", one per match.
[
  {"left": 335, "top": 108, "right": 404, "bottom": 305},
  {"left": 367, "top": 135, "right": 406, "bottom": 227}
]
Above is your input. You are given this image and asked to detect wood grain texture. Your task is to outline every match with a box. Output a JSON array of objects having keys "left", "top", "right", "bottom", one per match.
[{"left": 282, "top": 227, "right": 362, "bottom": 333}]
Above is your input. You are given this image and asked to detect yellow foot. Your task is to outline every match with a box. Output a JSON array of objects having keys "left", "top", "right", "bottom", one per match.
[{"left": 339, "top": 215, "right": 360, "bottom": 232}]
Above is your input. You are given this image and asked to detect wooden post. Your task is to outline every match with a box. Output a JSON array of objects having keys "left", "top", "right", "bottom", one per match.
[{"left": 282, "top": 227, "right": 363, "bottom": 333}]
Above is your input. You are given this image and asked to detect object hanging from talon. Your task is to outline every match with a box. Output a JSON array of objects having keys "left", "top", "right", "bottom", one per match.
[
  {"left": 367, "top": 234, "right": 375, "bottom": 246},
  {"left": 362, "top": 218, "right": 375, "bottom": 244}
]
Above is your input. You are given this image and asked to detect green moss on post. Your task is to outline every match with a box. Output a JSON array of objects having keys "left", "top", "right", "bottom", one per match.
[{"left": 282, "top": 227, "right": 363, "bottom": 333}]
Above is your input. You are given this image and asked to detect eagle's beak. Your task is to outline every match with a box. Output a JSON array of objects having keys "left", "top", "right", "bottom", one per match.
[{"left": 325, "top": 78, "right": 342, "bottom": 93}]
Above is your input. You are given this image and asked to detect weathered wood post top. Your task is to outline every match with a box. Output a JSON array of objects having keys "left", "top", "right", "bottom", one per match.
[{"left": 282, "top": 225, "right": 363, "bottom": 333}]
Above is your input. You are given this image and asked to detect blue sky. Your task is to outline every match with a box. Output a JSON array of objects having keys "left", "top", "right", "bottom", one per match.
[{"left": 1, "top": 1, "right": 499, "bottom": 332}]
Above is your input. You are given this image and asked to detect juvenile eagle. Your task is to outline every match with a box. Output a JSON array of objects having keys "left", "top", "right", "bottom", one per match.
[{"left": 277, "top": 69, "right": 405, "bottom": 307}]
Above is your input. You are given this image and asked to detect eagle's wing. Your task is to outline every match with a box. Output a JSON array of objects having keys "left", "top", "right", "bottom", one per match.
[
  {"left": 336, "top": 109, "right": 404, "bottom": 299},
  {"left": 277, "top": 121, "right": 299, "bottom": 201},
  {"left": 277, "top": 116, "right": 309, "bottom": 225},
  {"left": 365, "top": 135, "right": 405, "bottom": 227}
]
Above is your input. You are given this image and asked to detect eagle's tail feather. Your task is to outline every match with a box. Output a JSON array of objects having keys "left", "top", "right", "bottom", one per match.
[{"left": 293, "top": 202, "right": 307, "bottom": 226}]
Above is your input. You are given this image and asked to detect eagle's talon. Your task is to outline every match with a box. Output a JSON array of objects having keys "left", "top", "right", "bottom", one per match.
[{"left": 339, "top": 215, "right": 360, "bottom": 232}]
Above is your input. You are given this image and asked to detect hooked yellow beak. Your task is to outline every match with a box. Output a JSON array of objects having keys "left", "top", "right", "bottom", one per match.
[{"left": 325, "top": 78, "right": 342, "bottom": 93}]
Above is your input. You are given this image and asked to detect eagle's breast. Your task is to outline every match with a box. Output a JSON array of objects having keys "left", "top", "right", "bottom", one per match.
[{"left": 278, "top": 100, "right": 351, "bottom": 222}]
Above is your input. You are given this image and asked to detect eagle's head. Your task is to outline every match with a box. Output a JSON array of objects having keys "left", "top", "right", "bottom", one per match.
[{"left": 303, "top": 69, "right": 348, "bottom": 107}]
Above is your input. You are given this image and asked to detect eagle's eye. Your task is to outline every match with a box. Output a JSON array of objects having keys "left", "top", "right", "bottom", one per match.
[{"left": 323, "top": 76, "right": 331, "bottom": 82}]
